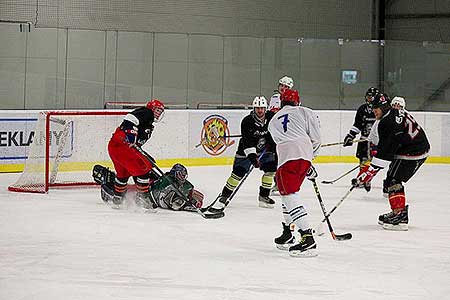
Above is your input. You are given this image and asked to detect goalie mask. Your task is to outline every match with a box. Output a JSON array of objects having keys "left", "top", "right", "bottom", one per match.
[{"left": 169, "top": 163, "right": 188, "bottom": 184}]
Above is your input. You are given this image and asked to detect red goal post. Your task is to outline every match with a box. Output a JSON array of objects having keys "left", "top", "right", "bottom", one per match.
[{"left": 8, "top": 110, "right": 127, "bottom": 193}]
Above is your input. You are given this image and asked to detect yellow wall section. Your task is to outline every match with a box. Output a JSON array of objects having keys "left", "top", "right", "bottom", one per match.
[{"left": 1, "top": 156, "right": 449, "bottom": 173}]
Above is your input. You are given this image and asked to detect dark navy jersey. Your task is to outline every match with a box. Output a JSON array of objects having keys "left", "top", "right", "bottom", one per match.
[
  {"left": 350, "top": 103, "right": 376, "bottom": 138},
  {"left": 236, "top": 110, "right": 276, "bottom": 157},
  {"left": 375, "top": 109, "right": 430, "bottom": 163},
  {"left": 119, "top": 107, "right": 155, "bottom": 146}
]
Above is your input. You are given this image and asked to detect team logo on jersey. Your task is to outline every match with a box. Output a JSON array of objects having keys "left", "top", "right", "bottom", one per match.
[{"left": 200, "top": 115, "right": 235, "bottom": 156}]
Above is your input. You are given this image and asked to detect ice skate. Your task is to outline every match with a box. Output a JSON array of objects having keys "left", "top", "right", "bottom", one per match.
[
  {"left": 205, "top": 194, "right": 228, "bottom": 214},
  {"left": 258, "top": 195, "right": 275, "bottom": 208},
  {"left": 109, "top": 194, "right": 125, "bottom": 209},
  {"left": 274, "top": 222, "right": 295, "bottom": 250},
  {"left": 289, "top": 229, "right": 318, "bottom": 258},
  {"left": 382, "top": 205, "right": 408, "bottom": 231}
]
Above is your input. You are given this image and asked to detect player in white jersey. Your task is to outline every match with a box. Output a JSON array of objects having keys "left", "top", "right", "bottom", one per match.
[
  {"left": 269, "top": 76, "right": 295, "bottom": 112},
  {"left": 268, "top": 89, "right": 321, "bottom": 258}
]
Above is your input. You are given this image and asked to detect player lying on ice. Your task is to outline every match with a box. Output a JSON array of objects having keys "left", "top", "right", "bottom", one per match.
[{"left": 92, "top": 163, "right": 205, "bottom": 213}]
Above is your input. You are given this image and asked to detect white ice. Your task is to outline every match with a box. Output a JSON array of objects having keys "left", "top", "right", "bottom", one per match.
[{"left": 1, "top": 163, "right": 450, "bottom": 300}]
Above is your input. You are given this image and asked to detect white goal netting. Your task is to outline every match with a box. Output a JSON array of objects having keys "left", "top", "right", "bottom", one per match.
[{"left": 9, "top": 111, "right": 126, "bottom": 193}]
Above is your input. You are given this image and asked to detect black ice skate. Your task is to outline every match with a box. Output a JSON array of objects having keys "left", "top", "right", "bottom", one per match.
[
  {"left": 381, "top": 205, "right": 409, "bottom": 231},
  {"left": 274, "top": 222, "right": 295, "bottom": 250},
  {"left": 205, "top": 194, "right": 228, "bottom": 214},
  {"left": 135, "top": 192, "right": 158, "bottom": 212},
  {"left": 258, "top": 195, "right": 275, "bottom": 208},
  {"left": 289, "top": 229, "right": 318, "bottom": 257}
]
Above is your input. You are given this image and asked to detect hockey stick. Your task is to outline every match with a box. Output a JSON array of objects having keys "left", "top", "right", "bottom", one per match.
[
  {"left": 195, "top": 134, "right": 242, "bottom": 148},
  {"left": 315, "top": 185, "right": 355, "bottom": 236},
  {"left": 321, "top": 164, "right": 360, "bottom": 184},
  {"left": 310, "top": 179, "right": 352, "bottom": 241},
  {"left": 133, "top": 145, "right": 224, "bottom": 219},
  {"left": 202, "top": 165, "right": 255, "bottom": 212},
  {"left": 320, "top": 139, "right": 366, "bottom": 148}
]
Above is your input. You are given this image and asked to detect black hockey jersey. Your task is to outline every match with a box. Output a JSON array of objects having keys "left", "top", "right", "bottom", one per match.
[
  {"left": 375, "top": 108, "right": 430, "bottom": 163},
  {"left": 350, "top": 103, "right": 376, "bottom": 138},
  {"left": 236, "top": 111, "right": 276, "bottom": 157},
  {"left": 119, "top": 107, "right": 155, "bottom": 146}
]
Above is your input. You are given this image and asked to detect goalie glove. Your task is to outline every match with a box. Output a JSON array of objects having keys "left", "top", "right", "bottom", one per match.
[
  {"left": 354, "top": 164, "right": 381, "bottom": 186},
  {"left": 306, "top": 165, "right": 318, "bottom": 180},
  {"left": 343, "top": 131, "right": 357, "bottom": 147},
  {"left": 189, "top": 189, "right": 204, "bottom": 208}
]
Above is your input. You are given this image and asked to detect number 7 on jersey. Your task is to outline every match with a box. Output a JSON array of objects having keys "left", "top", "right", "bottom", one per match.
[{"left": 278, "top": 114, "right": 290, "bottom": 132}]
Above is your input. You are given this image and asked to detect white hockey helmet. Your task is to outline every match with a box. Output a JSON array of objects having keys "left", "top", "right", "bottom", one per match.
[
  {"left": 252, "top": 96, "right": 268, "bottom": 108},
  {"left": 391, "top": 96, "right": 406, "bottom": 109},
  {"left": 279, "top": 76, "right": 294, "bottom": 88}
]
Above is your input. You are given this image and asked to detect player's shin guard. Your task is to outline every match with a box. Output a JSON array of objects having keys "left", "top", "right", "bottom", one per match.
[
  {"left": 281, "top": 193, "right": 310, "bottom": 232},
  {"left": 135, "top": 176, "right": 157, "bottom": 210},
  {"left": 112, "top": 177, "right": 128, "bottom": 207},
  {"left": 259, "top": 172, "right": 275, "bottom": 208}
]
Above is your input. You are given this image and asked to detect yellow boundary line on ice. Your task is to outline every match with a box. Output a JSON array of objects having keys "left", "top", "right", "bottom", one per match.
[{"left": 1, "top": 156, "right": 449, "bottom": 173}]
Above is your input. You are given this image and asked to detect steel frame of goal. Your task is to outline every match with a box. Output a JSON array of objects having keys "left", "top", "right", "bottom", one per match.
[{"left": 9, "top": 110, "right": 127, "bottom": 193}]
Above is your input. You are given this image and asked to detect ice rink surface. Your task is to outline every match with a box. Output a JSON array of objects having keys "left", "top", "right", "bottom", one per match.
[{"left": 1, "top": 163, "right": 450, "bottom": 300}]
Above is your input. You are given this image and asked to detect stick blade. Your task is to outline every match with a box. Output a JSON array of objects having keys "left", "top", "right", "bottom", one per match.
[
  {"left": 321, "top": 180, "right": 334, "bottom": 184},
  {"left": 334, "top": 232, "right": 352, "bottom": 241}
]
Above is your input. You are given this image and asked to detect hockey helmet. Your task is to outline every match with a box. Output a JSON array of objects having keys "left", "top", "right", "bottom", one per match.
[
  {"left": 252, "top": 96, "right": 268, "bottom": 109},
  {"left": 279, "top": 76, "right": 294, "bottom": 89},
  {"left": 169, "top": 163, "right": 188, "bottom": 184},
  {"left": 365, "top": 87, "right": 379, "bottom": 104},
  {"left": 371, "top": 93, "right": 391, "bottom": 114},
  {"left": 146, "top": 99, "right": 165, "bottom": 122},
  {"left": 391, "top": 96, "right": 406, "bottom": 109},
  {"left": 280, "top": 89, "right": 300, "bottom": 106}
]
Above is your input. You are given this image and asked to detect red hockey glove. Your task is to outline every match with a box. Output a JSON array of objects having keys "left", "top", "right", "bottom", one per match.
[
  {"left": 354, "top": 164, "right": 381, "bottom": 186},
  {"left": 189, "top": 189, "right": 204, "bottom": 208}
]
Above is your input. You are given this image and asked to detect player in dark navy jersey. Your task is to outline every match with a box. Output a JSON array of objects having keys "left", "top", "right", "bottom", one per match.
[{"left": 354, "top": 93, "right": 430, "bottom": 231}]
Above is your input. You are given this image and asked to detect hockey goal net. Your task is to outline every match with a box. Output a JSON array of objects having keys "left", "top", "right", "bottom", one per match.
[{"left": 8, "top": 110, "right": 127, "bottom": 193}]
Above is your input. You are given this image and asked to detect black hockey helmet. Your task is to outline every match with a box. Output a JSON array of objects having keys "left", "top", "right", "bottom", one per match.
[
  {"left": 365, "top": 87, "right": 379, "bottom": 104},
  {"left": 371, "top": 93, "right": 391, "bottom": 114},
  {"left": 169, "top": 163, "right": 188, "bottom": 184}
]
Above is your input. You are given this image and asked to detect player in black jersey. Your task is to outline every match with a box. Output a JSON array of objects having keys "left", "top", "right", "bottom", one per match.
[
  {"left": 207, "top": 96, "right": 277, "bottom": 214},
  {"left": 343, "top": 87, "right": 378, "bottom": 191},
  {"left": 354, "top": 93, "right": 430, "bottom": 231}
]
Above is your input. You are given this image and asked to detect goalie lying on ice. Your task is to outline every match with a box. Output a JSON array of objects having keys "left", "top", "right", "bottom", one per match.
[{"left": 92, "top": 163, "right": 204, "bottom": 211}]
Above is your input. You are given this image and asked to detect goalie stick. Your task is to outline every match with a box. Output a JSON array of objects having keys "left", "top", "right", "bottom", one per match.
[
  {"left": 321, "top": 164, "right": 360, "bottom": 184},
  {"left": 133, "top": 145, "right": 224, "bottom": 219},
  {"left": 310, "top": 179, "right": 352, "bottom": 241}
]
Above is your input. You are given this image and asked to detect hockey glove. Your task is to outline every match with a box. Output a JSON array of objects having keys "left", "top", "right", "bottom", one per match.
[
  {"left": 306, "top": 165, "right": 318, "bottom": 180},
  {"left": 343, "top": 131, "right": 356, "bottom": 147},
  {"left": 354, "top": 164, "right": 381, "bottom": 187},
  {"left": 189, "top": 189, "right": 204, "bottom": 208},
  {"left": 124, "top": 126, "right": 138, "bottom": 146},
  {"left": 248, "top": 153, "right": 260, "bottom": 168}
]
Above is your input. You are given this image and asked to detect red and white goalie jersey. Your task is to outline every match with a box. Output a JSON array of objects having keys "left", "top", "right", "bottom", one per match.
[{"left": 268, "top": 105, "right": 321, "bottom": 167}]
